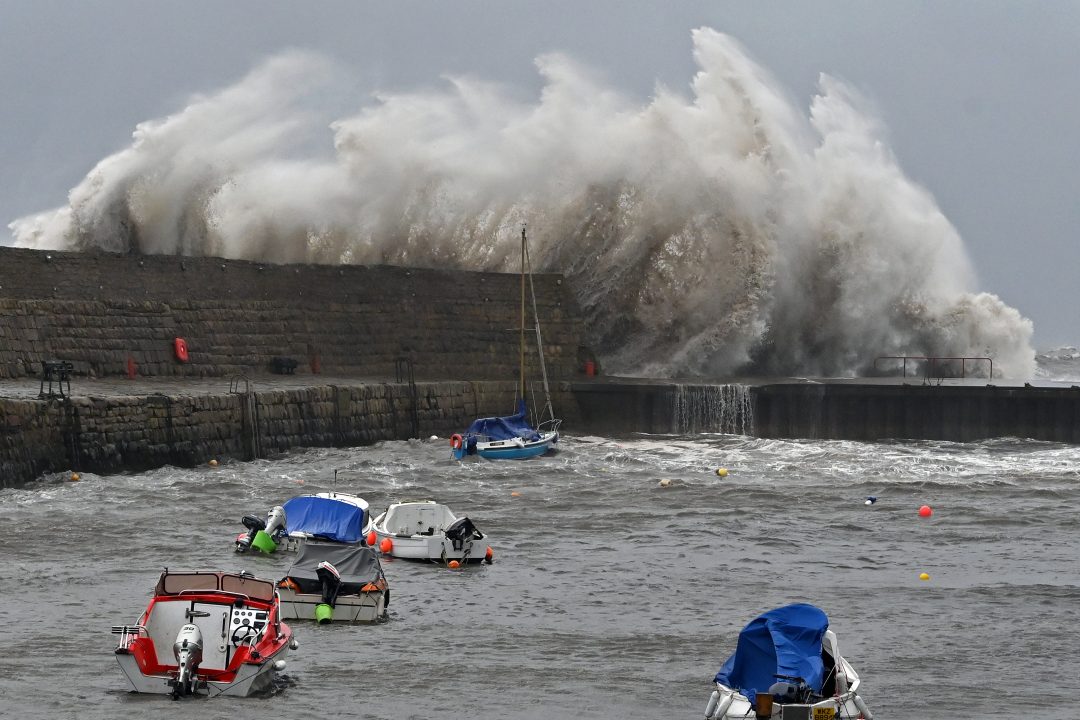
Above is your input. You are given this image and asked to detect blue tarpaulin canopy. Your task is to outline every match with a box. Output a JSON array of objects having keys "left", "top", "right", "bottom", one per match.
[
  {"left": 463, "top": 399, "right": 540, "bottom": 442},
  {"left": 282, "top": 495, "right": 366, "bottom": 543},
  {"left": 714, "top": 603, "right": 829, "bottom": 699}
]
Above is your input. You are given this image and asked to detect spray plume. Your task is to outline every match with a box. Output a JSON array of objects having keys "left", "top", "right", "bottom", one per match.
[{"left": 9, "top": 29, "right": 1035, "bottom": 378}]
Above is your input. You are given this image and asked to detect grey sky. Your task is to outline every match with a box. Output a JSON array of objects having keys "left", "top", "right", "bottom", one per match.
[{"left": 1, "top": 1, "right": 1077, "bottom": 347}]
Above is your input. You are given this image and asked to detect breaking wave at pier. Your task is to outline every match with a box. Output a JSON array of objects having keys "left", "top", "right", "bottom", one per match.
[{"left": 9, "top": 29, "right": 1035, "bottom": 378}]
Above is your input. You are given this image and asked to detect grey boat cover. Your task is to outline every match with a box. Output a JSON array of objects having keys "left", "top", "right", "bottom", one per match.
[{"left": 284, "top": 541, "right": 385, "bottom": 594}]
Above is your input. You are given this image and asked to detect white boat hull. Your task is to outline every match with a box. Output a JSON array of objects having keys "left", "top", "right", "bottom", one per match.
[
  {"left": 705, "top": 657, "right": 871, "bottom": 720},
  {"left": 277, "top": 587, "right": 387, "bottom": 623},
  {"left": 373, "top": 531, "right": 482, "bottom": 562},
  {"left": 115, "top": 644, "right": 288, "bottom": 697},
  {"left": 473, "top": 430, "right": 558, "bottom": 460},
  {"left": 371, "top": 501, "right": 490, "bottom": 563}
]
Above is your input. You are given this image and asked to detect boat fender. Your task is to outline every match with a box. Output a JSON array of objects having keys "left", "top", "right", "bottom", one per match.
[
  {"left": 704, "top": 690, "right": 720, "bottom": 718},
  {"left": 853, "top": 694, "right": 873, "bottom": 720},
  {"left": 705, "top": 690, "right": 733, "bottom": 719},
  {"left": 450, "top": 433, "right": 463, "bottom": 450},
  {"left": 173, "top": 337, "right": 189, "bottom": 363}
]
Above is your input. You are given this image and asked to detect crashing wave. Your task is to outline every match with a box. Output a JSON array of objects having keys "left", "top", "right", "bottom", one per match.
[{"left": 9, "top": 29, "right": 1035, "bottom": 378}]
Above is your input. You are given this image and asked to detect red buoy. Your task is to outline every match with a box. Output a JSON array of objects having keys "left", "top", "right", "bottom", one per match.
[
  {"left": 918, "top": 505, "right": 933, "bottom": 518},
  {"left": 366, "top": 531, "right": 377, "bottom": 546},
  {"left": 379, "top": 537, "right": 393, "bottom": 553}
]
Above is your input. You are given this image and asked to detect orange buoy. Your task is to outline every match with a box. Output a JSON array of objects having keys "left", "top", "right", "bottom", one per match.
[
  {"left": 450, "top": 433, "right": 464, "bottom": 450},
  {"left": 379, "top": 537, "right": 393, "bottom": 553},
  {"left": 70, "top": 472, "right": 80, "bottom": 482},
  {"left": 510, "top": 491, "right": 521, "bottom": 497},
  {"left": 173, "top": 337, "right": 189, "bottom": 363},
  {"left": 448, "top": 560, "right": 461, "bottom": 569},
  {"left": 918, "top": 505, "right": 933, "bottom": 518},
  {"left": 484, "top": 546, "right": 494, "bottom": 563},
  {"left": 366, "top": 531, "right": 377, "bottom": 546}
]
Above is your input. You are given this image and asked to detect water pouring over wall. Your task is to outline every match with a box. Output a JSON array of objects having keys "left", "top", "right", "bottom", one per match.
[{"left": 671, "top": 384, "right": 754, "bottom": 435}]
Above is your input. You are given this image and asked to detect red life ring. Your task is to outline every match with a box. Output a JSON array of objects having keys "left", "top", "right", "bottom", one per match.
[
  {"left": 173, "top": 337, "right": 189, "bottom": 363},
  {"left": 450, "top": 433, "right": 464, "bottom": 450}
]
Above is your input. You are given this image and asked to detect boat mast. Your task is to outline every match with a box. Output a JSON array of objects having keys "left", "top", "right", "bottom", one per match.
[
  {"left": 519, "top": 225, "right": 527, "bottom": 405},
  {"left": 523, "top": 228, "right": 556, "bottom": 423}
]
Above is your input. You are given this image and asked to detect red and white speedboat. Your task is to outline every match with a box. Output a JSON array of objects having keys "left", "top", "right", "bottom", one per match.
[{"left": 112, "top": 569, "right": 296, "bottom": 698}]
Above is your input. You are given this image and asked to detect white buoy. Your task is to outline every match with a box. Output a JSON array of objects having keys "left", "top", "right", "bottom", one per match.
[
  {"left": 864, "top": 496, "right": 877, "bottom": 505},
  {"left": 429, "top": 435, "right": 438, "bottom": 441}
]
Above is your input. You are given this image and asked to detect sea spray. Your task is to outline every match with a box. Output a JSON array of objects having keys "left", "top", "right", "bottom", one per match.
[{"left": 9, "top": 29, "right": 1036, "bottom": 378}]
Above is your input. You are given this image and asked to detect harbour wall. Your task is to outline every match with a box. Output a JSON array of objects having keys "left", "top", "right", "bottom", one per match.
[
  {"left": 0, "top": 380, "right": 578, "bottom": 487},
  {"left": 3, "top": 247, "right": 1078, "bottom": 487},
  {"left": 0, "top": 247, "right": 583, "bottom": 381},
  {"left": 572, "top": 380, "right": 1080, "bottom": 443}
]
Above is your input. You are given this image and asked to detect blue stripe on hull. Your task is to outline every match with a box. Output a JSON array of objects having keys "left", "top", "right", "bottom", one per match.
[{"left": 476, "top": 435, "right": 557, "bottom": 460}]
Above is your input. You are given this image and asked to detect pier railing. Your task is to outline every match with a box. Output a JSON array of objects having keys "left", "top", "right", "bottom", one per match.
[{"left": 874, "top": 355, "right": 993, "bottom": 379}]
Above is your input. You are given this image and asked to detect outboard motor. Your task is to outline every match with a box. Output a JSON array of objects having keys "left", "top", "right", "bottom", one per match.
[
  {"left": 768, "top": 675, "right": 812, "bottom": 704},
  {"left": 444, "top": 517, "right": 483, "bottom": 551},
  {"left": 235, "top": 514, "right": 266, "bottom": 553},
  {"left": 171, "top": 623, "right": 204, "bottom": 698},
  {"left": 314, "top": 560, "right": 342, "bottom": 624},
  {"left": 235, "top": 506, "right": 288, "bottom": 554}
]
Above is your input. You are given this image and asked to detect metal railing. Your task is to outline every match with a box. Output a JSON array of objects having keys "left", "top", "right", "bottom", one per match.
[{"left": 874, "top": 356, "right": 993, "bottom": 379}]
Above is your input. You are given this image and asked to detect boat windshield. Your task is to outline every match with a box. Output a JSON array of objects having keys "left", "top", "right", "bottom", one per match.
[{"left": 158, "top": 571, "right": 276, "bottom": 602}]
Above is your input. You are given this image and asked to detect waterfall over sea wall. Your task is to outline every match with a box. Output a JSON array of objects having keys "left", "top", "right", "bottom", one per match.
[{"left": 671, "top": 384, "right": 753, "bottom": 435}]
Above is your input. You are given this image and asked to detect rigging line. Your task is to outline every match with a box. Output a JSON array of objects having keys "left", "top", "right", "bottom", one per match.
[{"left": 523, "top": 231, "right": 555, "bottom": 424}]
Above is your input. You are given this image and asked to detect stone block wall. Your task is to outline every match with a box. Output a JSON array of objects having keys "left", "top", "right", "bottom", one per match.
[
  {"left": 0, "top": 380, "right": 577, "bottom": 487},
  {"left": 0, "top": 248, "right": 584, "bottom": 381}
]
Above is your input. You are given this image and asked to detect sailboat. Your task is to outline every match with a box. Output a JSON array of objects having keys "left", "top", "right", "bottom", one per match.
[{"left": 451, "top": 226, "right": 561, "bottom": 460}]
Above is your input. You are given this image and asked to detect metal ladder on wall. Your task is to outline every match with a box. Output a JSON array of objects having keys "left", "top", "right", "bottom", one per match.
[
  {"left": 394, "top": 356, "right": 420, "bottom": 440},
  {"left": 229, "top": 375, "right": 260, "bottom": 460}
]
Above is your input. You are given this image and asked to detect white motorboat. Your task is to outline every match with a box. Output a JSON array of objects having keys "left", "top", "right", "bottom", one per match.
[
  {"left": 112, "top": 569, "right": 296, "bottom": 698},
  {"left": 370, "top": 500, "right": 493, "bottom": 564},
  {"left": 704, "top": 603, "right": 873, "bottom": 719},
  {"left": 234, "top": 491, "right": 371, "bottom": 554},
  {"left": 277, "top": 541, "right": 389, "bottom": 624}
]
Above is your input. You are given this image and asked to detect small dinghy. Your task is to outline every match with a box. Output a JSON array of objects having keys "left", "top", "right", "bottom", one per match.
[
  {"left": 370, "top": 500, "right": 493, "bottom": 564},
  {"left": 235, "top": 492, "right": 370, "bottom": 554},
  {"left": 112, "top": 569, "right": 295, "bottom": 698},
  {"left": 277, "top": 541, "right": 389, "bottom": 624},
  {"left": 704, "top": 603, "right": 873, "bottom": 720}
]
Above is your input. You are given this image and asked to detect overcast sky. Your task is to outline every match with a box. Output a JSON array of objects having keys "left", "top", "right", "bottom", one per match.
[{"left": 1, "top": 1, "right": 1077, "bottom": 348}]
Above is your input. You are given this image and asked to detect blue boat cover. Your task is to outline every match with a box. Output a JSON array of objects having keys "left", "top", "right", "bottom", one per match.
[
  {"left": 714, "top": 603, "right": 829, "bottom": 699},
  {"left": 281, "top": 495, "right": 366, "bottom": 543},
  {"left": 463, "top": 399, "right": 540, "bottom": 442}
]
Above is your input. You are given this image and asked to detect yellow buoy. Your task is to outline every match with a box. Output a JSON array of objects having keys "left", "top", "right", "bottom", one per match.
[
  {"left": 208, "top": 459, "right": 219, "bottom": 467},
  {"left": 658, "top": 479, "right": 672, "bottom": 488},
  {"left": 919, "top": 572, "right": 930, "bottom": 581},
  {"left": 511, "top": 491, "right": 521, "bottom": 497},
  {"left": 70, "top": 472, "right": 80, "bottom": 482},
  {"left": 715, "top": 468, "right": 729, "bottom": 477}
]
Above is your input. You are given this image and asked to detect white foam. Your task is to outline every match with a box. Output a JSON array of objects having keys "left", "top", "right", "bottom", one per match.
[{"left": 9, "top": 29, "right": 1035, "bottom": 378}]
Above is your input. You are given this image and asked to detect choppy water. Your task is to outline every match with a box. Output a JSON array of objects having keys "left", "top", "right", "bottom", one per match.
[{"left": 1, "top": 433, "right": 1079, "bottom": 719}]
